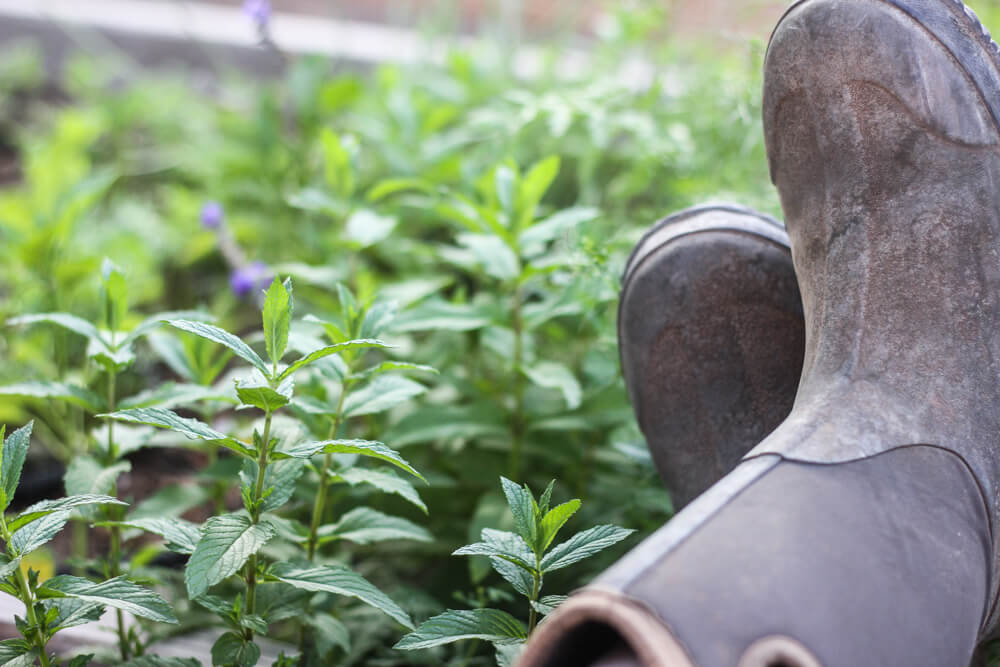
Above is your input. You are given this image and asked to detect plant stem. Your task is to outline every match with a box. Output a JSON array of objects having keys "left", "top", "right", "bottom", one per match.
[
  {"left": 1, "top": 518, "right": 51, "bottom": 667},
  {"left": 244, "top": 410, "right": 273, "bottom": 639},
  {"left": 104, "top": 366, "right": 131, "bottom": 660},
  {"left": 527, "top": 558, "right": 541, "bottom": 634},
  {"left": 305, "top": 370, "right": 352, "bottom": 561},
  {"left": 508, "top": 283, "right": 525, "bottom": 480}
]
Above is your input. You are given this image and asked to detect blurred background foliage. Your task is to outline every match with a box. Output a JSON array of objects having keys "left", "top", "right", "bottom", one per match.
[{"left": 2, "top": 0, "right": 1000, "bottom": 662}]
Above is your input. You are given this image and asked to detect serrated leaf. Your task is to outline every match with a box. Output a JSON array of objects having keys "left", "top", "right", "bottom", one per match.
[
  {"left": 0, "top": 556, "right": 22, "bottom": 580},
  {"left": 539, "top": 481, "right": 555, "bottom": 514},
  {"left": 263, "top": 277, "right": 292, "bottom": 366},
  {"left": 10, "top": 512, "right": 69, "bottom": 555},
  {"left": 317, "top": 507, "right": 431, "bottom": 545},
  {"left": 306, "top": 613, "right": 351, "bottom": 656},
  {"left": 252, "top": 459, "right": 305, "bottom": 513},
  {"left": 268, "top": 562, "right": 413, "bottom": 629},
  {"left": 119, "top": 657, "right": 201, "bottom": 667},
  {"left": 342, "top": 375, "right": 426, "bottom": 417},
  {"left": 1, "top": 422, "right": 32, "bottom": 513},
  {"left": 39, "top": 575, "right": 177, "bottom": 623},
  {"left": 336, "top": 468, "right": 426, "bottom": 513},
  {"left": 359, "top": 301, "right": 398, "bottom": 339},
  {"left": 104, "top": 517, "right": 202, "bottom": 555},
  {"left": 87, "top": 339, "right": 136, "bottom": 372},
  {"left": 43, "top": 597, "right": 105, "bottom": 630},
  {"left": 500, "top": 477, "right": 537, "bottom": 549},
  {"left": 185, "top": 514, "right": 275, "bottom": 598},
  {"left": 538, "top": 500, "right": 581, "bottom": 552},
  {"left": 277, "top": 339, "right": 391, "bottom": 382},
  {"left": 166, "top": 320, "right": 269, "bottom": 376},
  {"left": 103, "top": 408, "right": 253, "bottom": 458},
  {"left": 523, "top": 362, "right": 582, "bottom": 410},
  {"left": 7, "top": 313, "right": 104, "bottom": 347},
  {"left": 539, "top": 525, "right": 635, "bottom": 572},
  {"left": 489, "top": 556, "right": 534, "bottom": 598},
  {"left": 211, "top": 632, "right": 259, "bottom": 667},
  {"left": 0, "top": 382, "right": 104, "bottom": 412},
  {"left": 275, "top": 439, "right": 423, "bottom": 481},
  {"left": 454, "top": 529, "right": 536, "bottom": 573},
  {"left": 235, "top": 380, "right": 291, "bottom": 412},
  {"left": 255, "top": 583, "right": 309, "bottom": 623},
  {"left": 0, "top": 639, "right": 32, "bottom": 665},
  {"left": 531, "top": 595, "right": 568, "bottom": 617},
  {"left": 394, "top": 609, "right": 526, "bottom": 650},
  {"left": 495, "top": 641, "right": 525, "bottom": 667},
  {"left": 9, "top": 495, "right": 126, "bottom": 533},
  {"left": 118, "top": 383, "right": 235, "bottom": 410},
  {"left": 122, "top": 310, "right": 214, "bottom": 346}
]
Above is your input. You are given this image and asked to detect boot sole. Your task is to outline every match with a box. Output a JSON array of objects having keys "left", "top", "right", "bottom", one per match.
[{"left": 618, "top": 204, "right": 804, "bottom": 509}]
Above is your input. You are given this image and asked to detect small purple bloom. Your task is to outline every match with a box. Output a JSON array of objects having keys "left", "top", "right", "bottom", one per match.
[
  {"left": 200, "top": 201, "right": 224, "bottom": 229},
  {"left": 230, "top": 261, "right": 272, "bottom": 298},
  {"left": 242, "top": 0, "right": 271, "bottom": 27}
]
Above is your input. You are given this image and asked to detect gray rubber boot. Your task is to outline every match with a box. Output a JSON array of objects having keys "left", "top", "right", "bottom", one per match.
[
  {"left": 619, "top": 204, "right": 804, "bottom": 509},
  {"left": 519, "top": 0, "right": 1000, "bottom": 664}
]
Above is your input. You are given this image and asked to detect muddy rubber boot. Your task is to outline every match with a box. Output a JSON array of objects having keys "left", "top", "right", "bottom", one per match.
[
  {"left": 619, "top": 204, "right": 804, "bottom": 509},
  {"left": 519, "top": 0, "right": 1000, "bottom": 665}
]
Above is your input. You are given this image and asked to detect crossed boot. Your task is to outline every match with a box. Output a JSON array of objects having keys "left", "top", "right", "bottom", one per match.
[{"left": 519, "top": 0, "right": 1000, "bottom": 664}]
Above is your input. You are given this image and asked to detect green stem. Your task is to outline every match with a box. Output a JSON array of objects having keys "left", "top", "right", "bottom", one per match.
[
  {"left": 305, "top": 371, "right": 352, "bottom": 561},
  {"left": 103, "top": 366, "right": 131, "bottom": 660},
  {"left": 508, "top": 283, "right": 525, "bottom": 480},
  {"left": 244, "top": 410, "right": 273, "bottom": 639},
  {"left": 1, "top": 518, "right": 51, "bottom": 667},
  {"left": 527, "top": 560, "right": 541, "bottom": 634}
]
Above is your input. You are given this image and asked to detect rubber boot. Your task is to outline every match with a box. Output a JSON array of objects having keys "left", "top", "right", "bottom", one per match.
[
  {"left": 519, "top": 0, "right": 1000, "bottom": 664},
  {"left": 619, "top": 204, "right": 804, "bottom": 509}
]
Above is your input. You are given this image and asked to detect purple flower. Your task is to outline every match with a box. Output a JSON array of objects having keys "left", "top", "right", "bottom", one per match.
[
  {"left": 200, "top": 201, "right": 224, "bottom": 229},
  {"left": 242, "top": 0, "right": 271, "bottom": 27},
  {"left": 230, "top": 261, "right": 272, "bottom": 298}
]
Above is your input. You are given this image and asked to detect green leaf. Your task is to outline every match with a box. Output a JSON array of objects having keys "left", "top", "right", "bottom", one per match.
[
  {"left": 336, "top": 468, "right": 426, "bottom": 513},
  {"left": 102, "top": 517, "right": 202, "bottom": 555},
  {"left": 87, "top": 339, "right": 136, "bottom": 372},
  {"left": 122, "top": 310, "right": 214, "bottom": 346},
  {"left": 394, "top": 609, "right": 526, "bottom": 650},
  {"left": 9, "top": 494, "right": 126, "bottom": 533},
  {"left": 489, "top": 556, "right": 533, "bottom": 598},
  {"left": 166, "top": 320, "right": 269, "bottom": 376},
  {"left": 64, "top": 456, "right": 131, "bottom": 498},
  {"left": 211, "top": 632, "right": 260, "bottom": 667},
  {"left": 101, "top": 258, "right": 128, "bottom": 333},
  {"left": 43, "top": 598, "right": 105, "bottom": 630},
  {"left": 495, "top": 165, "right": 516, "bottom": 217},
  {"left": 39, "top": 575, "right": 177, "bottom": 623},
  {"left": 252, "top": 459, "right": 305, "bottom": 513},
  {"left": 235, "top": 379, "right": 291, "bottom": 412},
  {"left": 453, "top": 529, "right": 536, "bottom": 573},
  {"left": 523, "top": 361, "right": 582, "bottom": 410},
  {"left": 531, "top": 595, "right": 568, "bottom": 617},
  {"left": 500, "top": 477, "right": 537, "bottom": 550},
  {"left": 1, "top": 422, "right": 32, "bottom": 513},
  {"left": 118, "top": 657, "right": 201, "bottom": 667},
  {"left": 516, "top": 156, "right": 560, "bottom": 229},
  {"left": 342, "top": 375, "right": 426, "bottom": 417},
  {"left": 10, "top": 511, "right": 70, "bottom": 555},
  {"left": 275, "top": 439, "right": 424, "bottom": 481},
  {"left": 185, "top": 513, "right": 275, "bottom": 598},
  {"left": 268, "top": 562, "right": 413, "bottom": 629},
  {"left": 277, "top": 339, "right": 391, "bottom": 382},
  {"left": 0, "top": 639, "right": 33, "bottom": 666},
  {"left": 539, "top": 524, "right": 635, "bottom": 572},
  {"left": 345, "top": 209, "right": 397, "bottom": 247},
  {"left": 454, "top": 234, "right": 519, "bottom": 281},
  {"left": 385, "top": 403, "right": 508, "bottom": 447},
  {"left": 518, "top": 206, "right": 598, "bottom": 252},
  {"left": 305, "top": 613, "right": 351, "bottom": 656},
  {"left": 0, "top": 382, "right": 104, "bottom": 412},
  {"left": 7, "top": 313, "right": 105, "bottom": 348},
  {"left": 317, "top": 507, "right": 431, "bottom": 545},
  {"left": 103, "top": 408, "right": 253, "bottom": 458},
  {"left": 118, "top": 383, "right": 235, "bottom": 410},
  {"left": 262, "top": 277, "right": 293, "bottom": 366},
  {"left": 538, "top": 481, "right": 555, "bottom": 514},
  {"left": 0, "top": 556, "right": 22, "bottom": 580},
  {"left": 495, "top": 641, "right": 526, "bottom": 667},
  {"left": 392, "top": 299, "right": 493, "bottom": 333},
  {"left": 349, "top": 361, "right": 438, "bottom": 382},
  {"left": 538, "top": 500, "right": 581, "bottom": 552},
  {"left": 320, "top": 128, "right": 354, "bottom": 198},
  {"left": 365, "top": 177, "right": 434, "bottom": 202}
]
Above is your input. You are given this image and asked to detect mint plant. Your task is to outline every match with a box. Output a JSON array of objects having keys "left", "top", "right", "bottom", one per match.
[
  {"left": 396, "top": 477, "right": 633, "bottom": 665},
  {"left": 2, "top": 259, "right": 212, "bottom": 660},
  {"left": 0, "top": 422, "right": 177, "bottom": 666},
  {"left": 104, "top": 277, "right": 427, "bottom": 665}
]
